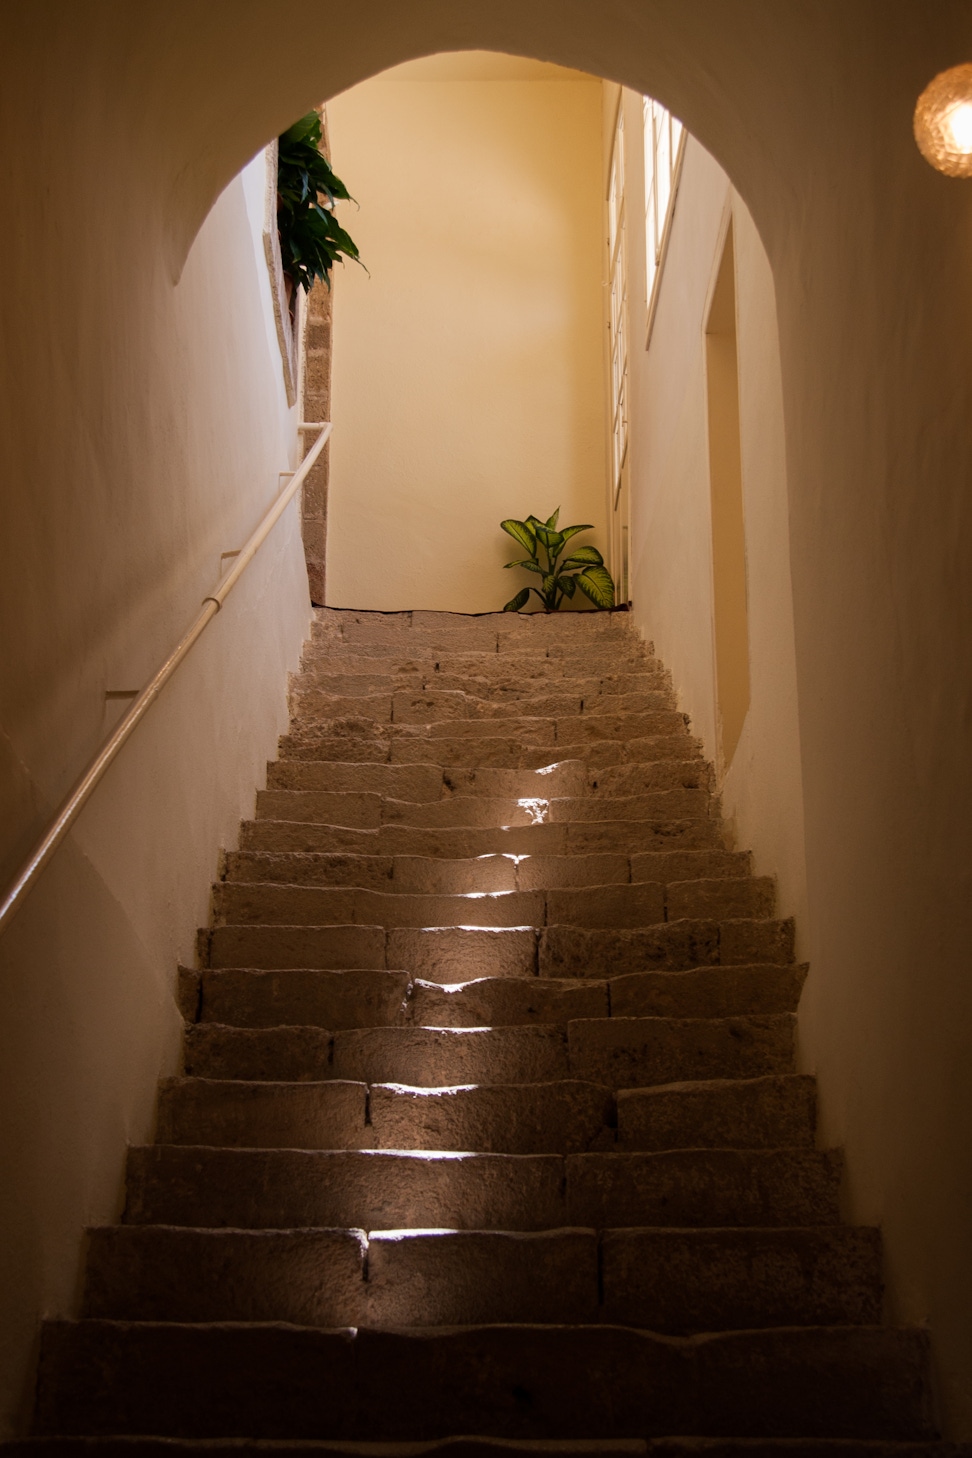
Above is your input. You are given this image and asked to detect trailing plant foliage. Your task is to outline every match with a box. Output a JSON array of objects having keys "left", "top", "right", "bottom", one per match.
[
  {"left": 500, "top": 509, "right": 616, "bottom": 612},
  {"left": 277, "top": 112, "right": 362, "bottom": 293}
]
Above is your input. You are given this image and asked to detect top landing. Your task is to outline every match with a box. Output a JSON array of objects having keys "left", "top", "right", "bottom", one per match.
[{"left": 312, "top": 606, "right": 640, "bottom": 657}]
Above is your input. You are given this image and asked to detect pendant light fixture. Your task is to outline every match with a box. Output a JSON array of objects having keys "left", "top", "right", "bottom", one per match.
[{"left": 914, "top": 63, "right": 972, "bottom": 177}]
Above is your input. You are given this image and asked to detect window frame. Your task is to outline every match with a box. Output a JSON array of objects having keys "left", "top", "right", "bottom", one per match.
[{"left": 643, "top": 97, "right": 686, "bottom": 349}]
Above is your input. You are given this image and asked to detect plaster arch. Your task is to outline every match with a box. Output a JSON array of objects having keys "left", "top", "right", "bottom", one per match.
[{"left": 2, "top": 0, "right": 972, "bottom": 1437}]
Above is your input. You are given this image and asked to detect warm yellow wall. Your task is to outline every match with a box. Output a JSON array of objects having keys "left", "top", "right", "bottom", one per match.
[{"left": 325, "top": 55, "right": 608, "bottom": 612}]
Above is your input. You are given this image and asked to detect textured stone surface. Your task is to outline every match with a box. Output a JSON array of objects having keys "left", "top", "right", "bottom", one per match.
[
  {"left": 198, "top": 968, "right": 409, "bottom": 1029},
  {"left": 566, "top": 1150, "right": 843, "bottom": 1228},
  {"left": 365, "top": 1228, "right": 599, "bottom": 1325},
  {"left": 566, "top": 1015, "right": 796, "bottom": 1088},
  {"left": 616, "top": 1076, "right": 817, "bottom": 1151},
  {"left": 157, "top": 1078, "right": 367, "bottom": 1148},
  {"left": 608, "top": 966, "right": 807, "bottom": 1019},
  {"left": 125, "top": 1147, "right": 568, "bottom": 1230},
  {"left": 83, "top": 1227, "right": 367, "bottom": 1325},
  {"left": 369, "top": 1080, "right": 615, "bottom": 1154},
  {"left": 600, "top": 1227, "right": 883, "bottom": 1331},
  {"left": 408, "top": 975, "right": 608, "bottom": 1027},
  {"left": 32, "top": 1321, "right": 934, "bottom": 1440},
  {"left": 27, "top": 610, "right": 939, "bottom": 1450}
]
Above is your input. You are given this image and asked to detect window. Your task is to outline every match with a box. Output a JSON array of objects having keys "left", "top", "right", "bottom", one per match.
[
  {"left": 643, "top": 97, "right": 685, "bottom": 342},
  {"left": 607, "top": 105, "right": 628, "bottom": 502},
  {"left": 705, "top": 220, "right": 750, "bottom": 770}
]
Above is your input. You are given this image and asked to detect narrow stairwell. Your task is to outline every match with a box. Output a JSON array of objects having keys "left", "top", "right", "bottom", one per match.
[{"left": 16, "top": 609, "right": 951, "bottom": 1453}]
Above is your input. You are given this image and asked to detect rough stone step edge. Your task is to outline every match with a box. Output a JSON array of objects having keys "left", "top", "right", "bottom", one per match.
[
  {"left": 4, "top": 1447, "right": 971, "bottom": 1458},
  {"left": 20, "top": 1436, "right": 959, "bottom": 1454}
]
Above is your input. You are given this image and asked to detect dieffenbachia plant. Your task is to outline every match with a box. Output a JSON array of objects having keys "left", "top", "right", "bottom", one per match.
[{"left": 500, "top": 509, "right": 616, "bottom": 612}]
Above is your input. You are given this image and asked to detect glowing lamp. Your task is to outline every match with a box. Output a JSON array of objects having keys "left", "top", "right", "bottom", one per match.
[{"left": 914, "top": 63, "right": 972, "bottom": 177}]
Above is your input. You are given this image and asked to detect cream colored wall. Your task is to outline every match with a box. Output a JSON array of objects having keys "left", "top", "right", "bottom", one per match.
[
  {"left": 325, "top": 55, "right": 608, "bottom": 612},
  {"left": 0, "top": 151, "right": 309, "bottom": 1433},
  {"left": 621, "top": 95, "right": 809, "bottom": 945},
  {"left": 3, "top": 0, "right": 972, "bottom": 1437}
]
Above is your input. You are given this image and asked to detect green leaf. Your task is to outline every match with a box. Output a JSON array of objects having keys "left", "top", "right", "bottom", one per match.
[
  {"left": 545, "top": 507, "right": 561, "bottom": 529},
  {"left": 558, "top": 523, "right": 594, "bottom": 546},
  {"left": 533, "top": 525, "right": 566, "bottom": 555},
  {"left": 561, "top": 545, "right": 603, "bottom": 568},
  {"left": 500, "top": 519, "right": 538, "bottom": 556},
  {"left": 575, "top": 565, "right": 616, "bottom": 609},
  {"left": 503, "top": 587, "right": 531, "bottom": 613},
  {"left": 505, "top": 558, "right": 544, "bottom": 574},
  {"left": 557, "top": 573, "right": 577, "bottom": 597},
  {"left": 277, "top": 114, "right": 361, "bottom": 293}
]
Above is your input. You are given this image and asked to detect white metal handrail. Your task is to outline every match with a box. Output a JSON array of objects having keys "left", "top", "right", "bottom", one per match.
[{"left": 0, "top": 422, "right": 332, "bottom": 938}]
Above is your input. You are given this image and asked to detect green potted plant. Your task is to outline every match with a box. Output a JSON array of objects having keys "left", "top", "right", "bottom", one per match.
[
  {"left": 500, "top": 509, "right": 616, "bottom": 612},
  {"left": 276, "top": 111, "right": 362, "bottom": 307}
]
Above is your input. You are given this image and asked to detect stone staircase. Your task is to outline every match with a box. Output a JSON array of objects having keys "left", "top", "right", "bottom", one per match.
[{"left": 13, "top": 608, "right": 953, "bottom": 1454}]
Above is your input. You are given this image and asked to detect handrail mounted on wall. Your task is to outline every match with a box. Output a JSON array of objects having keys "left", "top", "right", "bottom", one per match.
[{"left": 0, "top": 422, "right": 332, "bottom": 939}]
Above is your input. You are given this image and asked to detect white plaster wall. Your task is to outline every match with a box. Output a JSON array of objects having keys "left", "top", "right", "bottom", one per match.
[
  {"left": 0, "top": 152, "right": 310, "bottom": 1433},
  {"left": 325, "top": 55, "right": 608, "bottom": 612},
  {"left": 622, "top": 101, "right": 808, "bottom": 941}
]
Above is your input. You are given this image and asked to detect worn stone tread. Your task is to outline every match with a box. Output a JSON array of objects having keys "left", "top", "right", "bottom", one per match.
[{"left": 32, "top": 1321, "right": 935, "bottom": 1440}]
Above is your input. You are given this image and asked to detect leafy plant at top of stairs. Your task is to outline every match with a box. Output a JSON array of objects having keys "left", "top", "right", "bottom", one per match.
[
  {"left": 501, "top": 509, "right": 616, "bottom": 612},
  {"left": 277, "top": 111, "right": 362, "bottom": 294}
]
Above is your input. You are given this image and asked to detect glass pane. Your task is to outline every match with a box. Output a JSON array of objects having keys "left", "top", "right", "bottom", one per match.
[
  {"left": 655, "top": 109, "right": 671, "bottom": 240},
  {"left": 671, "top": 114, "right": 683, "bottom": 163},
  {"left": 645, "top": 179, "right": 657, "bottom": 300}
]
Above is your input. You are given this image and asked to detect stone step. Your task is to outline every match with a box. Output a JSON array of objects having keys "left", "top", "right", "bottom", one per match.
[
  {"left": 310, "top": 606, "right": 636, "bottom": 646},
  {"left": 609, "top": 964, "right": 807, "bottom": 1019},
  {"left": 156, "top": 1074, "right": 813, "bottom": 1156},
  {"left": 188, "top": 963, "right": 804, "bottom": 1033},
  {"left": 238, "top": 817, "right": 724, "bottom": 859},
  {"left": 6, "top": 1442, "right": 964, "bottom": 1458},
  {"left": 124, "top": 1147, "right": 843, "bottom": 1230},
  {"left": 194, "top": 968, "right": 609, "bottom": 1029},
  {"left": 203, "top": 920, "right": 789, "bottom": 980},
  {"left": 277, "top": 733, "right": 703, "bottom": 771},
  {"left": 182, "top": 1015, "right": 793, "bottom": 1088},
  {"left": 298, "top": 670, "right": 676, "bottom": 705},
  {"left": 80, "top": 1223, "right": 882, "bottom": 1332},
  {"left": 267, "top": 762, "right": 449, "bottom": 800},
  {"left": 266, "top": 761, "right": 593, "bottom": 799},
  {"left": 221, "top": 849, "right": 751, "bottom": 894},
  {"left": 252, "top": 792, "right": 712, "bottom": 831},
  {"left": 213, "top": 881, "right": 721, "bottom": 931},
  {"left": 124, "top": 1148, "right": 568, "bottom": 1230},
  {"left": 295, "top": 662, "right": 670, "bottom": 692},
  {"left": 301, "top": 644, "right": 654, "bottom": 673},
  {"left": 213, "top": 879, "right": 774, "bottom": 933},
  {"left": 212, "top": 883, "right": 554, "bottom": 931},
  {"left": 32, "top": 1319, "right": 933, "bottom": 1440},
  {"left": 157, "top": 1077, "right": 616, "bottom": 1153},
  {"left": 289, "top": 715, "right": 691, "bottom": 747},
  {"left": 616, "top": 1074, "right": 817, "bottom": 1150},
  {"left": 303, "top": 642, "right": 648, "bottom": 670},
  {"left": 539, "top": 920, "right": 796, "bottom": 979},
  {"left": 568, "top": 1015, "right": 795, "bottom": 1088},
  {"left": 194, "top": 967, "right": 410, "bottom": 1029},
  {"left": 255, "top": 793, "right": 706, "bottom": 832},
  {"left": 183, "top": 1023, "right": 572, "bottom": 1086},
  {"left": 290, "top": 691, "right": 680, "bottom": 724}
]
